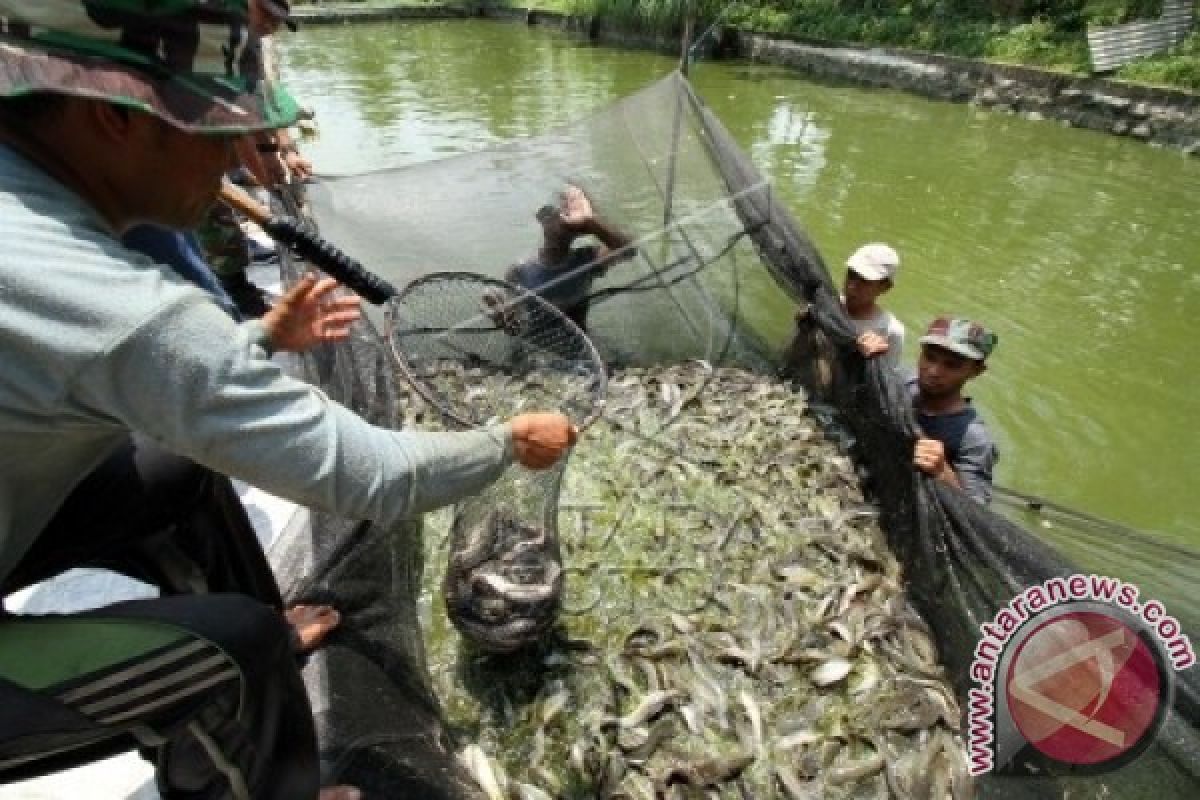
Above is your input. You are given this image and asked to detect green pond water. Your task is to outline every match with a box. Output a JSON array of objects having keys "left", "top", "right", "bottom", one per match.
[{"left": 278, "top": 19, "right": 1200, "bottom": 549}]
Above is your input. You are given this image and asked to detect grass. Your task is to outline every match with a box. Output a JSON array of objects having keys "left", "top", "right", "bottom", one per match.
[
  {"left": 292, "top": 0, "right": 465, "bottom": 8},
  {"left": 1113, "top": 30, "right": 1200, "bottom": 86}
]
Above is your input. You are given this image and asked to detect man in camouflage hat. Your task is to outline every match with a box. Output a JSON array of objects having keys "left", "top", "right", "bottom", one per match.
[
  {"left": 250, "top": 0, "right": 312, "bottom": 183},
  {"left": 0, "top": 3, "right": 575, "bottom": 798},
  {"left": 197, "top": 0, "right": 313, "bottom": 319},
  {"left": 910, "top": 316, "right": 1000, "bottom": 504}
]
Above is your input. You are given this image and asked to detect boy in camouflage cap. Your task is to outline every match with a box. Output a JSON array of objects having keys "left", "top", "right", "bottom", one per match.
[
  {"left": 0, "top": 3, "right": 575, "bottom": 798},
  {"left": 910, "top": 316, "right": 999, "bottom": 504}
]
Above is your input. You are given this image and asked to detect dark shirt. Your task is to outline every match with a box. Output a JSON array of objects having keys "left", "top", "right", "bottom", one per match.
[
  {"left": 508, "top": 245, "right": 602, "bottom": 312},
  {"left": 908, "top": 377, "right": 998, "bottom": 505}
]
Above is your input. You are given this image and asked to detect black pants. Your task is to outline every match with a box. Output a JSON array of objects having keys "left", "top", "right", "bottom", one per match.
[{"left": 0, "top": 438, "right": 319, "bottom": 799}]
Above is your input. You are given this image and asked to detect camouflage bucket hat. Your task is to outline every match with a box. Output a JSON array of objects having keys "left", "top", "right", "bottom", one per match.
[{"left": 0, "top": 1, "right": 299, "bottom": 134}]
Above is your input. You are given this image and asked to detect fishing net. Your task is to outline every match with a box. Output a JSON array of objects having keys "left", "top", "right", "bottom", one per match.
[
  {"left": 269, "top": 72, "right": 1200, "bottom": 798},
  {"left": 384, "top": 272, "right": 607, "bottom": 430}
]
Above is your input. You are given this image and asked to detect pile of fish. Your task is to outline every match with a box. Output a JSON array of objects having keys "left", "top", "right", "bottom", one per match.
[
  {"left": 399, "top": 360, "right": 971, "bottom": 799},
  {"left": 444, "top": 506, "right": 565, "bottom": 653}
]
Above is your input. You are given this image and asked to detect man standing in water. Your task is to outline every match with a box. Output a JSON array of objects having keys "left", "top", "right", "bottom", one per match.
[
  {"left": 0, "top": 4, "right": 574, "bottom": 798},
  {"left": 507, "top": 184, "right": 635, "bottom": 332},
  {"left": 911, "top": 317, "right": 999, "bottom": 504}
]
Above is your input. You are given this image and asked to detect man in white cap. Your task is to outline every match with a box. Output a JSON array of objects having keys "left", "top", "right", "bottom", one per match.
[{"left": 842, "top": 242, "right": 905, "bottom": 368}]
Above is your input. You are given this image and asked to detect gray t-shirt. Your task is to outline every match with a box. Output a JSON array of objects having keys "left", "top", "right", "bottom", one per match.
[
  {"left": 908, "top": 378, "right": 997, "bottom": 505},
  {"left": 0, "top": 144, "right": 513, "bottom": 586},
  {"left": 843, "top": 302, "right": 905, "bottom": 369}
]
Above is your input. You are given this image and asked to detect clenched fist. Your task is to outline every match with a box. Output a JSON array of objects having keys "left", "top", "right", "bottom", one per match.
[
  {"left": 856, "top": 330, "right": 889, "bottom": 358},
  {"left": 508, "top": 412, "right": 578, "bottom": 469}
]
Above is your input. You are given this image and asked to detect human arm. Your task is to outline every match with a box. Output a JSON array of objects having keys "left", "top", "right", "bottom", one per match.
[
  {"left": 914, "top": 437, "right": 960, "bottom": 488},
  {"left": 951, "top": 424, "right": 997, "bottom": 505},
  {"left": 858, "top": 314, "right": 904, "bottom": 362},
  {"left": 74, "top": 298, "right": 571, "bottom": 526},
  {"left": 887, "top": 316, "right": 905, "bottom": 366},
  {"left": 511, "top": 412, "right": 578, "bottom": 468},
  {"left": 277, "top": 129, "right": 313, "bottom": 181}
]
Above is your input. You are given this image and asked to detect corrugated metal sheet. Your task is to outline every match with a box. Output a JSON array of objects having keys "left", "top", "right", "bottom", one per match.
[{"left": 1088, "top": 0, "right": 1195, "bottom": 72}]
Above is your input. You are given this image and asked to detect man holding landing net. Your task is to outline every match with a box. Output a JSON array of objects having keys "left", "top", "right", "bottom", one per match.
[{"left": 0, "top": 3, "right": 574, "bottom": 799}]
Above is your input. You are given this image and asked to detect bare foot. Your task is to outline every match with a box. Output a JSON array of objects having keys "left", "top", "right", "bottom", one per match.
[
  {"left": 285, "top": 604, "right": 341, "bottom": 654},
  {"left": 319, "top": 787, "right": 361, "bottom": 800}
]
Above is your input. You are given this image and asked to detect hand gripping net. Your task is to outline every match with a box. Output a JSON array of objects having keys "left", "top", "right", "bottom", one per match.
[{"left": 384, "top": 273, "right": 606, "bottom": 653}]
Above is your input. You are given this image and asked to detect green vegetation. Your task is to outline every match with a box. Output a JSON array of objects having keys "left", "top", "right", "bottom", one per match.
[
  {"left": 546, "top": 0, "right": 1199, "bottom": 88},
  {"left": 1115, "top": 27, "right": 1200, "bottom": 85}
]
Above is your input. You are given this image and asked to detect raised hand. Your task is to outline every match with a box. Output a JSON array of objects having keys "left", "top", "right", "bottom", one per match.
[
  {"left": 262, "top": 273, "right": 362, "bottom": 353},
  {"left": 284, "top": 149, "right": 314, "bottom": 182},
  {"left": 558, "top": 184, "right": 595, "bottom": 231}
]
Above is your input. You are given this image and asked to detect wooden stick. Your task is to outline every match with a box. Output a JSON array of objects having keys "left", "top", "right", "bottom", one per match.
[{"left": 218, "top": 181, "right": 272, "bottom": 226}]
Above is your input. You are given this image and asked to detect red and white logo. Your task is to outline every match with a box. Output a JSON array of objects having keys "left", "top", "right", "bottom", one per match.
[
  {"left": 967, "top": 575, "right": 1191, "bottom": 776},
  {"left": 1006, "top": 611, "right": 1162, "bottom": 766}
]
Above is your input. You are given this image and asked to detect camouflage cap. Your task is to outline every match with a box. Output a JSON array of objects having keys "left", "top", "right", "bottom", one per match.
[
  {"left": 0, "top": 1, "right": 299, "bottom": 134},
  {"left": 920, "top": 316, "right": 998, "bottom": 362}
]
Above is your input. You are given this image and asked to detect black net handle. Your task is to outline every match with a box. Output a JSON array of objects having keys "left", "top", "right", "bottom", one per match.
[
  {"left": 384, "top": 272, "right": 608, "bottom": 432},
  {"left": 219, "top": 182, "right": 397, "bottom": 305}
]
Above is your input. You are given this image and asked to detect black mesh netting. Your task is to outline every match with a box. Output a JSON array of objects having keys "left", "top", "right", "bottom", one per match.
[{"left": 269, "top": 72, "right": 1200, "bottom": 798}]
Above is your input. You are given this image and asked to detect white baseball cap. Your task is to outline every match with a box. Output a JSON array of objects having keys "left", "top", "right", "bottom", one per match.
[{"left": 846, "top": 243, "right": 900, "bottom": 282}]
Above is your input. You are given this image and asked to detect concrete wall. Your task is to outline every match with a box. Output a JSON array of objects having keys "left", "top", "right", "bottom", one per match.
[{"left": 735, "top": 32, "right": 1200, "bottom": 156}]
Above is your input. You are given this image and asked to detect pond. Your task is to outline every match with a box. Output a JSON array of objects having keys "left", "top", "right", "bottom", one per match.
[{"left": 279, "top": 18, "right": 1200, "bottom": 547}]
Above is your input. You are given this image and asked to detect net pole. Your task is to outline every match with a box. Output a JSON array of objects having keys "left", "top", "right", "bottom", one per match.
[
  {"left": 662, "top": 4, "right": 694, "bottom": 227},
  {"left": 661, "top": 80, "right": 685, "bottom": 227},
  {"left": 679, "top": 4, "right": 694, "bottom": 77}
]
